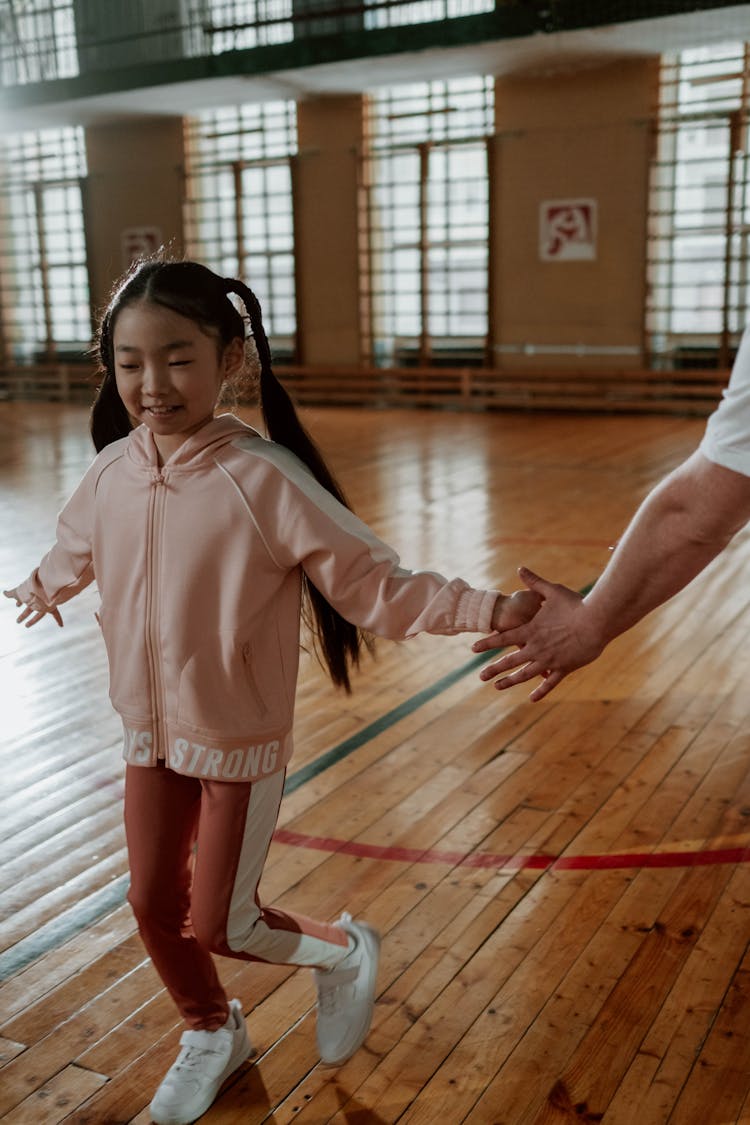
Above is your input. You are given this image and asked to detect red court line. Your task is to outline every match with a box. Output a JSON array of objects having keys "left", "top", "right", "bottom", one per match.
[{"left": 272, "top": 829, "right": 750, "bottom": 872}]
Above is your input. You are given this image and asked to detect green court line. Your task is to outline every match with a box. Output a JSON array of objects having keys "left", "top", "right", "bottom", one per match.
[
  {"left": 285, "top": 649, "right": 499, "bottom": 794},
  {"left": 0, "top": 876, "right": 131, "bottom": 983},
  {"left": 286, "top": 578, "right": 596, "bottom": 795},
  {"left": 0, "top": 648, "right": 497, "bottom": 981},
  {"left": 0, "top": 582, "right": 594, "bottom": 982}
]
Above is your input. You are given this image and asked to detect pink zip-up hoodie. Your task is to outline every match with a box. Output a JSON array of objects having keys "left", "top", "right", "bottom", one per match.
[{"left": 16, "top": 415, "right": 500, "bottom": 782}]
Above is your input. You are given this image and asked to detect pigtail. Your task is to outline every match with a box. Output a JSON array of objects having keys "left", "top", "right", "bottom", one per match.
[
  {"left": 226, "top": 277, "right": 374, "bottom": 693},
  {"left": 90, "top": 312, "right": 133, "bottom": 452}
]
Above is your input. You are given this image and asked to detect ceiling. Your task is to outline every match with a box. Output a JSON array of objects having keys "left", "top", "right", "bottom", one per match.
[{"left": 2, "top": 3, "right": 750, "bottom": 132}]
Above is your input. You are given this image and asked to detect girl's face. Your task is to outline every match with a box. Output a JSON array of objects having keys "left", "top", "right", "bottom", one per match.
[{"left": 113, "top": 301, "right": 243, "bottom": 462}]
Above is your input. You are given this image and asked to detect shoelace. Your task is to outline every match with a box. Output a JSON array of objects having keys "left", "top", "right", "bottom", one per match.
[
  {"left": 318, "top": 981, "right": 342, "bottom": 1015},
  {"left": 173, "top": 1045, "right": 223, "bottom": 1073},
  {"left": 317, "top": 963, "right": 359, "bottom": 1014}
]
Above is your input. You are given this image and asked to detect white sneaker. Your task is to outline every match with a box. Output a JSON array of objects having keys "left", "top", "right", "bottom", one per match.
[
  {"left": 314, "top": 912, "right": 381, "bottom": 1066},
  {"left": 149, "top": 999, "right": 252, "bottom": 1124}
]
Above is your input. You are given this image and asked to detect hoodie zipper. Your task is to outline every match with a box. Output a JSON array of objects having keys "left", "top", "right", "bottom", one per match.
[{"left": 146, "top": 471, "right": 168, "bottom": 760}]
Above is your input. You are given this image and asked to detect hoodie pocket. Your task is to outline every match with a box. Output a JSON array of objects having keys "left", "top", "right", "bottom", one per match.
[{"left": 177, "top": 635, "right": 282, "bottom": 735}]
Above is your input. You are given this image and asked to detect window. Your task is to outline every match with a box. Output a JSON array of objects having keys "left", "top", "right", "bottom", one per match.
[
  {"left": 1, "top": 0, "right": 496, "bottom": 83},
  {"left": 0, "top": 126, "right": 90, "bottom": 361},
  {"left": 198, "top": 0, "right": 494, "bottom": 48},
  {"left": 184, "top": 101, "right": 297, "bottom": 352},
  {"left": 364, "top": 0, "right": 494, "bottom": 30},
  {"left": 363, "top": 77, "right": 493, "bottom": 366},
  {"left": 0, "top": 0, "right": 77, "bottom": 85},
  {"left": 197, "top": 0, "right": 293, "bottom": 53},
  {"left": 647, "top": 43, "right": 750, "bottom": 368}
]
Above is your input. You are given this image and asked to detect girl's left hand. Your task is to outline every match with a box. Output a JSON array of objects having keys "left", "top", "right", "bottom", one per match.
[{"left": 3, "top": 588, "right": 63, "bottom": 628}]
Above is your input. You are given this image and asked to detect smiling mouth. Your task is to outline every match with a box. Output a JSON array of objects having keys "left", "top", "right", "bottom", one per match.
[{"left": 144, "top": 406, "right": 182, "bottom": 416}]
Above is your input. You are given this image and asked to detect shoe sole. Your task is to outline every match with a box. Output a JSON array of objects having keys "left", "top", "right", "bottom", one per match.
[{"left": 319, "top": 922, "right": 381, "bottom": 1067}]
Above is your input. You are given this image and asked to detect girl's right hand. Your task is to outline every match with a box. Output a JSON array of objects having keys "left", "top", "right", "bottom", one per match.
[
  {"left": 474, "top": 567, "right": 604, "bottom": 701},
  {"left": 3, "top": 589, "right": 63, "bottom": 628}
]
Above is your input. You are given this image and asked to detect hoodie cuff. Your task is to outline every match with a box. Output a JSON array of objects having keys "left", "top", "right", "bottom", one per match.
[{"left": 455, "top": 588, "right": 500, "bottom": 633}]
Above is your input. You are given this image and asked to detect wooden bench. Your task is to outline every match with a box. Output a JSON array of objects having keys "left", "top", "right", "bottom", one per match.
[
  {"left": 0, "top": 361, "right": 730, "bottom": 416},
  {"left": 276, "top": 363, "right": 730, "bottom": 416},
  {"left": 0, "top": 363, "right": 94, "bottom": 402}
]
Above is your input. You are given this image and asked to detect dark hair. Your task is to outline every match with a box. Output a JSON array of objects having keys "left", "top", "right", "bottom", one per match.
[{"left": 91, "top": 257, "right": 372, "bottom": 691}]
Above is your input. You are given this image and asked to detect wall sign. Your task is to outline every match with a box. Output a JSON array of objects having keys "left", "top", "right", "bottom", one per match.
[
  {"left": 539, "top": 199, "right": 597, "bottom": 261},
  {"left": 122, "top": 226, "right": 163, "bottom": 268}
]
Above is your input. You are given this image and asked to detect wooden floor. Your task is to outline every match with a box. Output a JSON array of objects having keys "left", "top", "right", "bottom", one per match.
[{"left": 1, "top": 401, "right": 750, "bottom": 1124}]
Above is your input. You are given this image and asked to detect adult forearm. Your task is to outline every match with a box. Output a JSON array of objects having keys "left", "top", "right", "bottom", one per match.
[{"left": 583, "top": 475, "right": 735, "bottom": 646}]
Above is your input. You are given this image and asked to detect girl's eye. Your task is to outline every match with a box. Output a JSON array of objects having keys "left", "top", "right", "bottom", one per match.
[
  {"left": 118, "top": 363, "right": 139, "bottom": 370},
  {"left": 169, "top": 360, "right": 191, "bottom": 367}
]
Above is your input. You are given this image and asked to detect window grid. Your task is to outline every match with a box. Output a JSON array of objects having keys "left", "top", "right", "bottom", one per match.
[
  {"left": 184, "top": 101, "right": 297, "bottom": 349},
  {"left": 647, "top": 43, "right": 750, "bottom": 369},
  {"left": 363, "top": 0, "right": 494, "bottom": 30},
  {"left": 363, "top": 77, "right": 493, "bottom": 367},
  {"left": 0, "top": 126, "right": 90, "bottom": 361},
  {"left": 194, "top": 1, "right": 293, "bottom": 52},
  {"left": 0, "top": 0, "right": 77, "bottom": 85},
  {"left": 1, "top": 0, "right": 495, "bottom": 84}
]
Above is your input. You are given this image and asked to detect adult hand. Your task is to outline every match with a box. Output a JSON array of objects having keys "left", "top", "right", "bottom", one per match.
[
  {"left": 472, "top": 567, "right": 606, "bottom": 701},
  {"left": 3, "top": 588, "right": 63, "bottom": 628}
]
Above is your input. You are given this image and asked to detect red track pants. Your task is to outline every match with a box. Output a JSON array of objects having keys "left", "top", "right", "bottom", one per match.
[{"left": 124, "top": 763, "right": 350, "bottom": 1030}]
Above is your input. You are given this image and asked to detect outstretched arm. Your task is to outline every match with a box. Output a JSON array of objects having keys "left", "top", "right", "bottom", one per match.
[
  {"left": 249, "top": 441, "right": 543, "bottom": 640},
  {"left": 5, "top": 449, "right": 105, "bottom": 626},
  {"left": 473, "top": 450, "right": 750, "bottom": 700}
]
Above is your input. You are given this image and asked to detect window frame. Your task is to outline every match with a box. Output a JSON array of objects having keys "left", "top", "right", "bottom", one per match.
[
  {"left": 183, "top": 100, "right": 299, "bottom": 357},
  {"left": 362, "top": 76, "right": 494, "bottom": 369}
]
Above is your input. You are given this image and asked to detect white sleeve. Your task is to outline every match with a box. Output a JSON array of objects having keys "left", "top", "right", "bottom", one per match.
[{"left": 700, "top": 329, "right": 750, "bottom": 477}]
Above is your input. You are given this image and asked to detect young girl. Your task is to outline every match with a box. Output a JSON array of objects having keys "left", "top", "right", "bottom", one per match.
[{"left": 5, "top": 259, "right": 540, "bottom": 1125}]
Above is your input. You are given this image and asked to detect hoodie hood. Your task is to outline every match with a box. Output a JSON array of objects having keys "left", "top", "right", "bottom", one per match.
[{"left": 125, "top": 413, "right": 259, "bottom": 471}]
